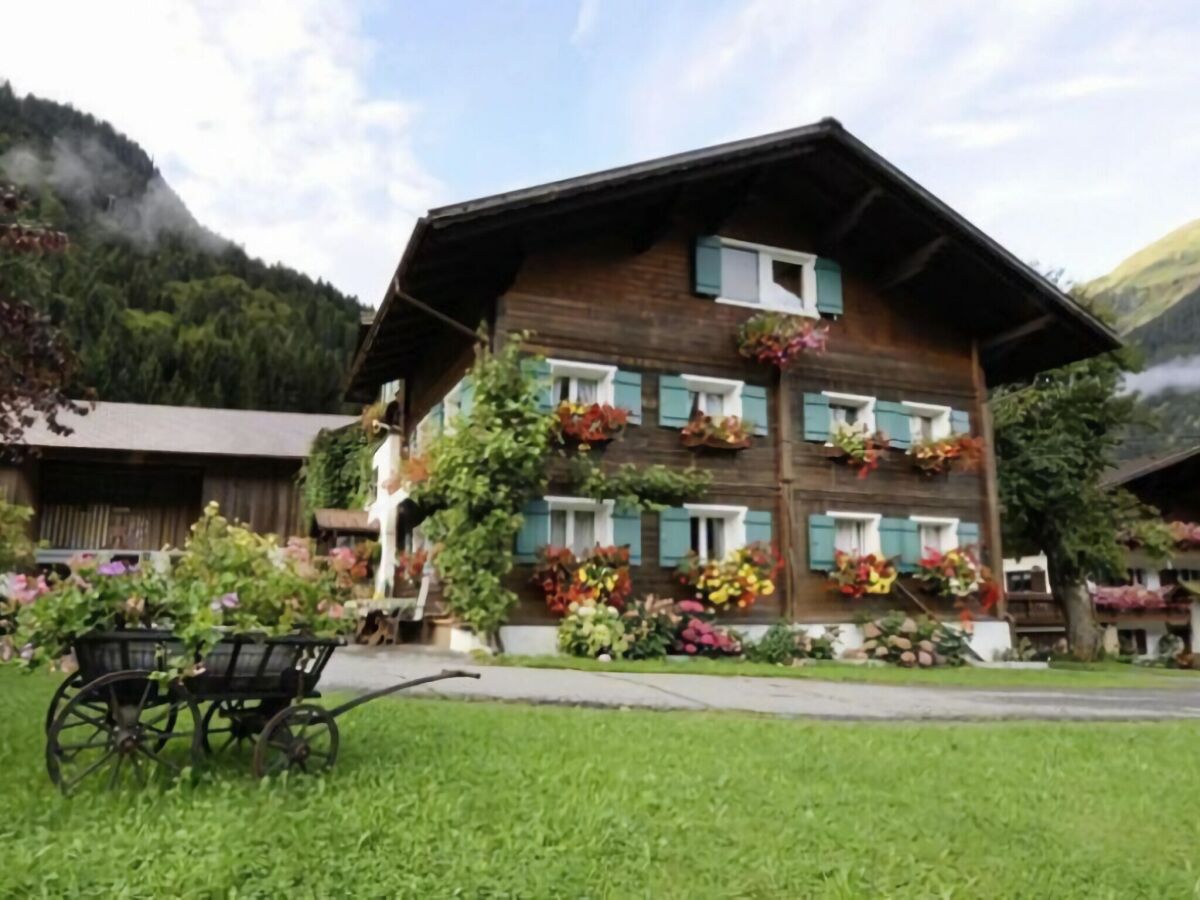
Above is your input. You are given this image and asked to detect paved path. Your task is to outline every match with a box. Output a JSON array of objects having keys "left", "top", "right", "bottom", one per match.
[{"left": 323, "top": 648, "right": 1200, "bottom": 722}]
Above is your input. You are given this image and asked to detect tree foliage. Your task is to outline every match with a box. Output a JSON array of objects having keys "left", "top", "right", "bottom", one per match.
[
  {"left": 410, "top": 337, "right": 552, "bottom": 641},
  {"left": 301, "top": 425, "right": 375, "bottom": 520}
]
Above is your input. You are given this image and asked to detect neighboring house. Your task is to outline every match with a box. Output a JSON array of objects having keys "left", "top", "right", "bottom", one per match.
[
  {"left": 1006, "top": 446, "right": 1200, "bottom": 655},
  {"left": 1, "top": 402, "right": 354, "bottom": 566},
  {"left": 347, "top": 119, "right": 1118, "bottom": 656}
]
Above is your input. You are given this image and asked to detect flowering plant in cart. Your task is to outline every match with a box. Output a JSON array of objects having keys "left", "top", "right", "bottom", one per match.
[
  {"left": 828, "top": 551, "right": 898, "bottom": 598},
  {"left": 553, "top": 401, "right": 628, "bottom": 445},
  {"left": 675, "top": 542, "right": 779, "bottom": 610},
  {"left": 532, "top": 545, "right": 632, "bottom": 616}
]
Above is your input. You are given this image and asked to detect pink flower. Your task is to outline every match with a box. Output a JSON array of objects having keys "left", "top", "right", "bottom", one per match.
[
  {"left": 677, "top": 600, "right": 705, "bottom": 614},
  {"left": 684, "top": 643, "right": 697, "bottom": 654},
  {"left": 8, "top": 574, "right": 49, "bottom": 606},
  {"left": 328, "top": 546, "right": 355, "bottom": 572},
  {"left": 97, "top": 561, "right": 128, "bottom": 576},
  {"left": 700, "top": 633, "right": 716, "bottom": 646},
  {"left": 327, "top": 603, "right": 345, "bottom": 620}
]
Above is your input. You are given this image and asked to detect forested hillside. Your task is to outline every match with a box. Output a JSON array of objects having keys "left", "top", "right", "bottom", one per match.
[{"left": 0, "top": 83, "right": 364, "bottom": 413}]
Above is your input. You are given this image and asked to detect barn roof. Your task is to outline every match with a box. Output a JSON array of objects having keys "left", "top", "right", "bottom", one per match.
[
  {"left": 347, "top": 118, "right": 1119, "bottom": 399},
  {"left": 1102, "top": 445, "right": 1200, "bottom": 489},
  {"left": 13, "top": 402, "right": 355, "bottom": 460}
]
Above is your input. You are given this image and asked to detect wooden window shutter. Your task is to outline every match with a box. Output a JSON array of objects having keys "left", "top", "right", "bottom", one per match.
[
  {"left": 950, "top": 409, "right": 971, "bottom": 435},
  {"left": 658, "top": 375, "right": 693, "bottom": 428},
  {"left": 459, "top": 377, "right": 474, "bottom": 418},
  {"left": 430, "top": 402, "right": 444, "bottom": 433},
  {"left": 613, "top": 370, "right": 643, "bottom": 424},
  {"left": 745, "top": 509, "right": 773, "bottom": 546},
  {"left": 659, "top": 507, "right": 691, "bottom": 567},
  {"left": 956, "top": 521, "right": 980, "bottom": 550},
  {"left": 802, "top": 393, "right": 831, "bottom": 442},
  {"left": 694, "top": 236, "right": 722, "bottom": 296},
  {"left": 514, "top": 499, "right": 550, "bottom": 563},
  {"left": 874, "top": 400, "right": 911, "bottom": 449},
  {"left": 742, "top": 385, "right": 769, "bottom": 436},
  {"left": 815, "top": 258, "right": 843, "bottom": 316},
  {"left": 520, "top": 358, "right": 553, "bottom": 412},
  {"left": 880, "top": 517, "right": 920, "bottom": 572},
  {"left": 612, "top": 505, "right": 642, "bottom": 566},
  {"left": 808, "top": 514, "right": 836, "bottom": 571}
]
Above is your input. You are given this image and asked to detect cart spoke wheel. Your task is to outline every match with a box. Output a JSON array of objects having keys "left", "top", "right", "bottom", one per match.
[
  {"left": 44, "top": 672, "right": 86, "bottom": 733},
  {"left": 201, "top": 700, "right": 265, "bottom": 756},
  {"left": 46, "top": 671, "right": 201, "bottom": 796},
  {"left": 253, "top": 705, "right": 338, "bottom": 780}
]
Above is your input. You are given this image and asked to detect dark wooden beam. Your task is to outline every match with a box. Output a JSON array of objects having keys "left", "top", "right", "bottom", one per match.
[
  {"left": 875, "top": 235, "right": 949, "bottom": 291},
  {"left": 822, "top": 185, "right": 883, "bottom": 246},
  {"left": 630, "top": 184, "right": 683, "bottom": 253},
  {"left": 393, "top": 283, "right": 486, "bottom": 345},
  {"left": 699, "top": 166, "right": 766, "bottom": 234},
  {"left": 980, "top": 313, "right": 1054, "bottom": 355}
]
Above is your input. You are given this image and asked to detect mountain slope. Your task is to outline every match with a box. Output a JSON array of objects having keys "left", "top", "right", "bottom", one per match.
[
  {"left": 0, "top": 83, "right": 364, "bottom": 413},
  {"left": 1084, "top": 218, "right": 1200, "bottom": 333}
]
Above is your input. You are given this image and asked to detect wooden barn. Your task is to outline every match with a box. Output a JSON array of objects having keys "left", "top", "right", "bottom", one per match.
[
  {"left": 2, "top": 402, "right": 354, "bottom": 566},
  {"left": 346, "top": 119, "right": 1118, "bottom": 655}
]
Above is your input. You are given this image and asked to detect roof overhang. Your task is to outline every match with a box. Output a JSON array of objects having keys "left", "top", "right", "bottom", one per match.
[{"left": 347, "top": 118, "right": 1119, "bottom": 400}]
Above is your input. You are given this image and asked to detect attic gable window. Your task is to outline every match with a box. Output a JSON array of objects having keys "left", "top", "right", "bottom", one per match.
[{"left": 715, "top": 238, "right": 817, "bottom": 316}]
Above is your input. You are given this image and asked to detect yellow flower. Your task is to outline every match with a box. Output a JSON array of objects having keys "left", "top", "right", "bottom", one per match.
[{"left": 759, "top": 580, "right": 775, "bottom": 595}]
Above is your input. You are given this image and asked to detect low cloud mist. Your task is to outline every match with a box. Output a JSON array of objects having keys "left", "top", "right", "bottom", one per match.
[{"left": 1123, "top": 355, "right": 1200, "bottom": 398}]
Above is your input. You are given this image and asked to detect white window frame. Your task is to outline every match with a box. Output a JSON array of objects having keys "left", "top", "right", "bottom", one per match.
[
  {"left": 714, "top": 237, "right": 819, "bottom": 318},
  {"left": 902, "top": 401, "right": 952, "bottom": 443},
  {"left": 546, "top": 359, "right": 616, "bottom": 406},
  {"left": 680, "top": 374, "right": 744, "bottom": 419},
  {"left": 822, "top": 391, "right": 876, "bottom": 436},
  {"left": 442, "top": 377, "right": 469, "bottom": 436},
  {"left": 413, "top": 409, "right": 439, "bottom": 455},
  {"left": 683, "top": 503, "right": 747, "bottom": 561},
  {"left": 826, "top": 510, "right": 882, "bottom": 556},
  {"left": 545, "top": 496, "right": 615, "bottom": 553},
  {"left": 910, "top": 515, "right": 959, "bottom": 553}
]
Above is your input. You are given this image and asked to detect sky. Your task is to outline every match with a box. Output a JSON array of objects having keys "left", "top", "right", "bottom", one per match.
[{"left": 4, "top": 0, "right": 1200, "bottom": 305}]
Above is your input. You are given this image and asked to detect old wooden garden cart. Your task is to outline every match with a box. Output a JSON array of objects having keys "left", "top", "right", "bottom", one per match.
[{"left": 44, "top": 630, "right": 478, "bottom": 795}]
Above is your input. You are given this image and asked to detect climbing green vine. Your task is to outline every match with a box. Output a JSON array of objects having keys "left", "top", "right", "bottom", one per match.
[
  {"left": 301, "top": 425, "right": 376, "bottom": 521},
  {"left": 411, "top": 336, "right": 553, "bottom": 642},
  {"left": 568, "top": 457, "right": 711, "bottom": 511}
]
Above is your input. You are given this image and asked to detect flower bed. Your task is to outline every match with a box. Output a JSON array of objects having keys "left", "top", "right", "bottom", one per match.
[
  {"left": 828, "top": 551, "right": 898, "bottom": 598},
  {"left": 675, "top": 542, "right": 779, "bottom": 610},
  {"left": 829, "top": 423, "right": 885, "bottom": 479},
  {"left": 736, "top": 311, "right": 829, "bottom": 369},
  {"left": 908, "top": 434, "right": 984, "bottom": 476},
  {"left": 553, "top": 401, "right": 628, "bottom": 446},
  {"left": 672, "top": 600, "right": 742, "bottom": 657},
  {"left": 680, "top": 414, "right": 752, "bottom": 450},
  {"left": 533, "top": 545, "right": 632, "bottom": 616}
]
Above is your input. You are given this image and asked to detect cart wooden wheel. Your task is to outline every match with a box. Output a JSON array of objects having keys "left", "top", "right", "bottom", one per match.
[
  {"left": 46, "top": 671, "right": 201, "bottom": 795},
  {"left": 201, "top": 699, "right": 275, "bottom": 755},
  {"left": 252, "top": 704, "right": 338, "bottom": 779},
  {"left": 44, "top": 671, "right": 85, "bottom": 733}
]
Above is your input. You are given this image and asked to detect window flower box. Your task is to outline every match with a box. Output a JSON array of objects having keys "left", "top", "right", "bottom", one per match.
[
  {"left": 736, "top": 311, "right": 829, "bottom": 369},
  {"left": 908, "top": 434, "right": 984, "bottom": 476},
  {"left": 829, "top": 422, "right": 885, "bottom": 478},
  {"left": 680, "top": 414, "right": 752, "bottom": 451},
  {"left": 828, "top": 550, "right": 898, "bottom": 598},
  {"left": 674, "top": 542, "right": 780, "bottom": 611},
  {"left": 1092, "top": 584, "right": 1190, "bottom": 612},
  {"left": 532, "top": 545, "right": 632, "bottom": 616},
  {"left": 553, "top": 400, "right": 628, "bottom": 447}
]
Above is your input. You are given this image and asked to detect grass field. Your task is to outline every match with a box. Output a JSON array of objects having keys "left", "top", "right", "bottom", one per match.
[
  {"left": 488, "top": 653, "right": 1200, "bottom": 690},
  {"left": 4, "top": 669, "right": 1200, "bottom": 897}
]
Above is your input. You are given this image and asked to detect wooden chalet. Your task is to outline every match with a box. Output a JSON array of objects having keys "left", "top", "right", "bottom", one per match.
[
  {"left": 347, "top": 119, "right": 1118, "bottom": 655},
  {"left": 2, "top": 402, "right": 354, "bottom": 566}
]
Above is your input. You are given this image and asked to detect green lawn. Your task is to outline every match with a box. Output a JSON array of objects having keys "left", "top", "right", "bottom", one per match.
[
  {"left": 4, "top": 669, "right": 1200, "bottom": 897},
  {"left": 487, "top": 653, "right": 1200, "bottom": 689}
]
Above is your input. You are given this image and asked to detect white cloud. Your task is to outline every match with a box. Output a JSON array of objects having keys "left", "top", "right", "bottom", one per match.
[
  {"left": 571, "top": 0, "right": 601, "bottom": 45},
  {"left": 1, "top": 0, "right": 438, "bottom": 304},
  {"left": 1124, "top": 356, "right": 1200, "bottom": 398},
  {"left": 928, "top": 119, "right": 1032, "bottom": 150}
]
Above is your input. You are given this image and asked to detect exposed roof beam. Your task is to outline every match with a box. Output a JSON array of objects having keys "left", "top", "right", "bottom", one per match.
[
  {"left": 875, "top": 235, "right": 949, "bottom": 291},
  {"left": 980, "top": 313, "right": 1055, "bottom": 355},
  {"left": 822, "top": 185, "right": 883, "bottom": 246},
  {"left": 630, "top": 185, "right": 683, "bottom": 254},
  {"left": 393, "top": 282, "right": 486, "bottom": 345}
]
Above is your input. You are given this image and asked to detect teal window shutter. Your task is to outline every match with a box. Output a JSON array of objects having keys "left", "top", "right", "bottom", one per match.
[
  {"left": 803, "top": 393, "right": 831, "bottom": 442},
  {"left": 659, "top": 375, "right": 693, "bottom": 428},
  {"left": 741, "top": 385, "right": 769, "bottom": 436},
  {"left": 515, "top": 499, "right": 550, "bottom": 563},
  {"left": 745, "top": 510, "right": 773, "bottom": 546},
  {"left": 458, "top": 377, "right": 474, "bottom": 419},
  {"left": 950, "top": 409, "right": 971, "bottom": 435},
  {"left": 430, "top": 402, "right": 444, "bottom": 434},
  {"left": 875, "top": 400, "right": 911, "bottom": 449},
  {"left": 613, "top": 370, "right": 642, "bottom": 424},
  {"left": 808, "top": 514, "right": 836, "bottom": 571},
  {"left": 521, "top": 358, "right": 553, "bottom": 412},
  {"left": 694, "top": 236, "right": 722, "bottom": 296},
  {"left": 957, "top": 521, "right": 980, "bottom": 550},
  {"left": 613, "top": 505, "right": 643, "bottom": 566},
  {"left": 659, "top": 507, "right": 691, "bottom": 567},
  {"left": 815, "top": 258, "right": 843, "bottom": 316},
  {"left": 881, "top": 517, "right": 920, "bottom": 572}
]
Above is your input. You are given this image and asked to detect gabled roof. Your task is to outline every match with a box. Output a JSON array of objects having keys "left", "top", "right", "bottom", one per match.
[
  {"left": 347, "top": 118, "right": 1119, "bottom": 399},
  {"left": 13, "top": 401, "right": 355, "bottom": 460},
  {"left": 1102, "top": 445, "right": 1200, "bottom": 489}
]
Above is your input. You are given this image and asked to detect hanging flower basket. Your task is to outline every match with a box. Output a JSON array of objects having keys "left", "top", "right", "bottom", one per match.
[
  {"left": 828, "top": 551, "right": 898, "bottom": 598},
  {"left": 909, "top": 434, "right": 984, "bottom": 476},
  {"left": 829, "top": 423, "right": 885, "bottom": 478},
  {"left": 680, "top": 414, "right": 752, "bottom": 451},
  {"left": 553, "top": 401, "right": 628, "bottom": 446},
  {"left": 736, "top": 312, "right": 829, "bottom": 369}
]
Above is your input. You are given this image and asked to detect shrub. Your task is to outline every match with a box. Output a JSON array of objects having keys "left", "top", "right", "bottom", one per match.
[
  {"left": 556, "top": 602, "right": 628, "bottom": 659},
  {"left": 620, "top": 596, "right": 679, "bottom": 660},
  {"left": 673, "top": 604, "right": 742, "bottom": 658},
  {"left": 851, "top": 611, "right": 969, "bottom": 667},
  {"left": 744, "top": 622, "right": 840, "bottom": 665}
]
